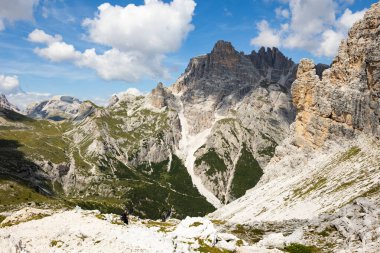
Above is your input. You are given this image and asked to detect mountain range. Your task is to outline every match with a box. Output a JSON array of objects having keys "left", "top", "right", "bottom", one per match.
[{"left": 0, "top": 2, "right": 379, "bottom": 252}]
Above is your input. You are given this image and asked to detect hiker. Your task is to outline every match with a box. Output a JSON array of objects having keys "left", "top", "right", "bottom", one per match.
[
  {"left": 162, "top": 207, "right": 172, "bottom": 222},
  {"left": 121, "top": 208, "right": 129, "bottom": 225}
]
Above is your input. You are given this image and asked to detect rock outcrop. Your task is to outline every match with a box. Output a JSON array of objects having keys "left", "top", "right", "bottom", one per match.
[
  {"left": 26, "top": 95, "right": 83, "bottom": 121},
  {"left": 292, "top": 2, "right": 380, "bottom": 148},
  {"left": 0, "top": 94, "right": 19, "bottom": 112},
  {"left": 212, "top": 2, "right": 380, "bottom": 225}
]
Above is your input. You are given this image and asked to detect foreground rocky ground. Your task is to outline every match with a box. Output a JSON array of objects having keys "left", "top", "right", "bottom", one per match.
[{"left": 1, "top": 198, "right": 379, "bottom": 253}]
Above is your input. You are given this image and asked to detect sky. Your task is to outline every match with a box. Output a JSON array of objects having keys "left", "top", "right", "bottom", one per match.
[{"left": 0, "top": 0, "right": 377, "bottom": 109}]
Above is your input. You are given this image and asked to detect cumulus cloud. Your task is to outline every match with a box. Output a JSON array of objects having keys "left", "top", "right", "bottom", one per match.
[
  {"left": 338, "top": 8, "right": 368, "bottom": 29},
  {"left": 250, "top": 20, "right": 281, "bottom": 48},
  {"left": 28, "top": 29, "right": 62, "bottom": 44},
  {"left": 0, "top": 75, "right": 21, "bottom": 94},
  {"left": 0, "top": 0, "right": 39, "bottom": 31},
  {"left": 29, "top": 0, "right": 196, "bottom": 82},
  {"left": 251, "top": 0, "right": 367, "bottom": 57}
]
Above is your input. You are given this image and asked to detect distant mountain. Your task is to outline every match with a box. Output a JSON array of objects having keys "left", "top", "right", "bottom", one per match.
[{"left": 0, "top": 94, "right": 19, "bottom": 112}]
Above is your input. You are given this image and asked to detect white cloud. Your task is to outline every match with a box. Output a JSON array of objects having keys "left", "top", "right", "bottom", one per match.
[
  {"left": 28, "top": 29, "right": 62, "bottom": 44},
  {"left": 316, "top": 29, "right": 345, "bottom": 57},
  {"left": 0, "top": 75, "right": 21, "bottom": 94},
  {"left": 275, "top": 7, "right": 290, "bottom": 19},
  {"left": 250, "top": 20, "right": 281, "bottom": 48},
  {"left": 116, "top": 88, "right": 144, "bottom": 98},
  {"left": 83, "top": 0, "right": 195, "bottom": 54},
  {"left": 34, "top": 42, "right": 81, "bottom": 62},
  {"left": 338, "top": 8, "right": 367, "bottom": 29},
  {"left": 0, "top": 0, "right": 39, "bottom": 31},
  {"left": 30, "top": 0, "right": 196, "bottom": 82},
  {"left": 7, "top": 92, "right": 52, "bottom": 111},
  {"left": 0, "top": 74, "right": 51, "bottom": 110},
  {"left": 250, "top": 0, "right": 367, "bottom": 57}
]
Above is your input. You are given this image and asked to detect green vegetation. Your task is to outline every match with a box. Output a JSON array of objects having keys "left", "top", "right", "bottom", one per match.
[
  {"left": 231, "top": 144, "right": 263, "bottom": 199},
  {"left": 144, "top": 220, "right": 176, "bottom": 232},
  {"left": 231, "top": 224, "right": 265, "bottom": 243},
  {"left": 236, "top": 239, "right": 244, "bottom": 247},
  {"left": 0, "top": 107, "right": 214, "bottom": 219},
  {"left": 258, "top": 132, "right": 278, "bottom": 157},
  {"left": 293, "top": 178, "right": 327, "bottom": 198},
  {"left": 0, "top": 179, "right": 64, "bottom": 212},
  {"left": 125, "top": 155, "right": 215, "bottom": 219},
  {"left": 190, "top": 221, "right": 203, "bottom": 227},
  {"left": 211, "top": 219, "right": 227, "bottom": 225},
  {"left": 0, "top": 215, "right": 6, "bottom": 223},
  {"left": 1, "top": 213, "right": 50, "bottom": 227},
  {"left": 338, "top": 146, "right": 361, "bottom": 163},
  {"left": 332, "top": 179, "right": 356, "bottom": 193},
  {"left": 50, "top": 240, "right": 64, "bottom": 248},
  {"left": 197, "top": 239, "right": 233, "bottom": 253},
  {"left": 283, "top": 243, "right": 320, "bottom": 253},
  {"left": 358, "top": 184, "right": 380, "bottom": 198},
  {"left": 195, "top": 148, "right": 228, "bottom": 176}
]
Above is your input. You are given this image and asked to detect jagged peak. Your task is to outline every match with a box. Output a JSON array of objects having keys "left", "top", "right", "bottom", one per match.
[
  {"left": 250, "top": 46, "right": 294, "bottom": 68},
  {"left": 210, "top": 40, "right": 238, "bottom": 55}
]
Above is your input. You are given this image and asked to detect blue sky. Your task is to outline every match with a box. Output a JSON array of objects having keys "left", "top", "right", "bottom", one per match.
[{"left": 0, "top": 0, "right": 377, "bottom": 108}]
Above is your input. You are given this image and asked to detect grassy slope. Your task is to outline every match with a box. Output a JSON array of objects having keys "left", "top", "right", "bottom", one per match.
[
  {"left": 230, "top": 144, "right": 263, "bottom": 199},
  {"left": 0, "top": 108, "right": 214, "bottom": 218}
]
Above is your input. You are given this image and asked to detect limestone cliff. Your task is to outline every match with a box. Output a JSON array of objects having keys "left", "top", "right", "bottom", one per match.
[
  {"left": 292, "top": 2, "right": 380, "bottom": 148},
  {"left": 212, "top": 2, "right": 380, "bottom": 225}
]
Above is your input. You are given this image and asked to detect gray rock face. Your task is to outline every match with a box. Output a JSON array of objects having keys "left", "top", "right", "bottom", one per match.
[
  {"left": 168, "top": 41, "right": 298, "bottom": 203},
  {"left": 26, "top": 95, "right": 83, "bottom": 121},
  {"left": 0, "top": 94, "right": 19, "bottom": 112},
  {"left": 292, "top": 2, "right": 380, "bottom": 148}
]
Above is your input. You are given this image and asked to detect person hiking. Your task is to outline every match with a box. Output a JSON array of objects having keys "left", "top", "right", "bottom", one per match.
[
  {"left": 121, "top": 208, "right": 129, "bottom": 225},
  {"left": 162, "top": 207, "right": 172, "bottom": 222}
]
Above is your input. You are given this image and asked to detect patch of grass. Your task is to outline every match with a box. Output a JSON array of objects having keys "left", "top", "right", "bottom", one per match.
[
  {"left": 231, "top": 224, "right": 265, "bottom": 243},
  {"left": 331, "top": 179, "right": 356, "bottom": 193},
  {"left": 190, "top": 221, "right": 203, "bottom": 227},
  {"left": 338, "top": 146, "right": 361, "bottom": 163},
  {"left": 144, "top": 220, "right": 176, "bottom": 233},
  {"left": 50, "top": 240, "right": 64, "bottom": 248},
  {"left": 293, "top": 178, "right": 327, "bottom": 198},
  {"left": 236, "top": 239, "right": 244, "bottom": 247},
  {"left": 197, "top": 239, "right": 233, "bottom": 253},
  {"left": 95, "top": 213, "right": 106, "bottom": 220},
  {"left": 0, "top": 179, "right": 64, "bottom": 212},
  {"left": 258, "top": 132, "right": 278, "bottom": 158},
  {"left": 211, "top": 219, "right": 227, "bottom": 225},
  {"left": 0, "top": 215, "right": 6, "bottom": 223},
  {"left": 1, "top": 213, "right": 50, "bottom": 227},
  {"left": 127, "top": 155, "right": 215, "bottom": 219},
  {"left": 195, "top": 148, "right": 228, "bottom": 176},
  {"left": 283, "top": 243, "right": 320, "bottom": 253},
  {"left": 358, "top": 184, "right": 380, "bottom": 198},
  {"left": 230, "top": 144, "right": 263, "bottom": 199}
]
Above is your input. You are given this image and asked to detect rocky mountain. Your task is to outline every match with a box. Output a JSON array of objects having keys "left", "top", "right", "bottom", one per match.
[
  {"left": 1, "top": 2, "right": 380, "bottom": 253},
  {"left": 0, "top": 38, "right": 301, "bottom": 219},
  {"left": 0, "top": 94, "right": 19, "bottom": 112},
  {"left": 212, "top": 1, "right": 380, "bottom": 225},
  {"left": 25, "top": 95, "right": 90, "bottom": 121},
  {"left": 171, "top": 41, "right": 297, "bottom": 204}
]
